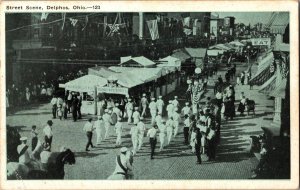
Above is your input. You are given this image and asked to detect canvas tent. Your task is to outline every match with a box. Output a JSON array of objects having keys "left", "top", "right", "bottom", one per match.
[
  {"left": 88, "top": 66, "right": 118, "bottom": 78},
  {"left": 171, "top": 50, "right": 191, "bottom": 63},
  {"left": 157, "top": 56, "right": 181, "bottom": 72},
  {"left": 64, "top": 75, "right": 107, "bottom": 92},
  {"left": 209, "top": 44, "right": 234, "bottom": 51},
  {"left": 119, "top": 56, "right": 156, "bottom": 67}
]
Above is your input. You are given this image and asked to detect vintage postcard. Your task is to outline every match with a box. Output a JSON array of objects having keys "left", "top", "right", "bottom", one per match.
[{"left": 0, "top": 0, "right": 299, "bottom": 189}]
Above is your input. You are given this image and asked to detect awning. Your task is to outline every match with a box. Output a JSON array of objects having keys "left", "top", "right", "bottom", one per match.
[
  {"left": 119, "top": 56, "right": 156, "bottom": 67},
  {"left": 184, "top": 48, "right": 207, "bottom": 58},
  {"left": 171, "top": 50, "right": 191, "bottom": 63},
  {"left": 258, "top": 74, "right": 277, "bottom": 94},
  {"left": 64, "top": 75, "right": 107, "bottom": 92},
  {"left": 269, "top": 12, "right": 289, "bottom": 34},
  {"left": 157, "top": 56, "right": 181, "bottom": 71},
  {"left": 207, "top": 49, "right": 223, "bottom": 56},
  {"left": 269, "top": 78, "right": 287, "bottom": 98},
  {"left": 249, "top": 53, "right": 274, "bottom": 86},
  {"left": 109, "top": 66, "right": 165, "bottom": 80}
]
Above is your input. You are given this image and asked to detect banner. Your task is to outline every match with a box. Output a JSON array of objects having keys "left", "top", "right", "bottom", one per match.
[
  {"left": 183, "top": 17, "right": 191, "bottom": 27},
  {"left": 97, "top": 87, "right": 128, "bottom": 95},
  {"left": 69, "top": 18, "right": 78, "bottom": 27},
  {"left": 183, "top": 28, "right": 192, "bottom": 35},
  {"left": 251, "top": 38, "right": 271, "bottom": 47},
  {"left": 41, "top": 13, "right": 49, "bottom": 21},
  {"left": 146, "top": 20, "right": 159, "bottom": 40}
]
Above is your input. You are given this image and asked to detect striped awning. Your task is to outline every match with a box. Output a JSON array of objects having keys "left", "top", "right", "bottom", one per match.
[{"left": 269, "top": 78, "right": 287, "bottom": 98}]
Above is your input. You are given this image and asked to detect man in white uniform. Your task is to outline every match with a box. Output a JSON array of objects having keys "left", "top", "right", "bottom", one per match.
[
  {"left": 166, "top": 100, "right": 174, "bottom": 119},
  {"left": 103, "top": 109, "right": 111, "bottom": 139},
  {"left": 148, "top": 97, "right": 157, "bottom": 125},
  {"left": 17, "top": 137, "right": 30, "bottom": 165},
  {"left": 156, "top": 96, "right": 164, "bottom": 115},
  {"left": 132, "top": 107, "right": 140, "bottom": 125},
  {"left": 137, "top": 117, "right": 146, "bottom": 150},
  {"left": 107, "top": 147, "right": 133, "bottom": 180},
  {"left": 181, "top": 102, "right": 191, "bottom": 117},
  {"left": 125, "top": 99, "right": 133, "bottom": 124},
  {"left": 157, "top": 120, "right": 166, "bottom": 151},
  {"left": 166, "top": 117, "right": 173, "bottom": 145},
  {"left": 112, "top": 103, "right": 122, "bottom": 120},
  {"left": 130, "top": 124, "right": 139, "bottom": 155},
  {"left": 114, "top": 118, "right": 123, "bottom": 147},
  {"left": 140, "top": 93, "right": 148, "bottom": 117},
  {"left": 93, "top": 116, "right": 104, "bottom": 145},
  {"left": 172, "top": 108, "right": 180, "bottom": 137},
  {"left": 155, "top": 112, "right": 162, "bottom": 125},
  {"left": 172, "top": 96, "right": 180, "bottom": 110}
]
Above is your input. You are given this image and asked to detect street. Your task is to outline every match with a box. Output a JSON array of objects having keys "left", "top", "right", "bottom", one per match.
[{"left": 6, "top": 61, "right": 275, "bottom": 179}]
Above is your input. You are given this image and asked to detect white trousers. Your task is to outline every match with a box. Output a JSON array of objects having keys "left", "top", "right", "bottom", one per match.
[
  {"left": 127, "top": 110, "right": 133, "bottom": 123},
  {"left": 150, "top": 110, "right": 157, "bottom": 125}
]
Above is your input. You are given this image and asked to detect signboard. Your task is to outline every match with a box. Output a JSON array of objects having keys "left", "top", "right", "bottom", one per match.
[
  {"left": 251, "top": 38, "right": 271, "bottom": 47},
  {"left": 97, "top": 87, "right": 128, "bottom": 95}
]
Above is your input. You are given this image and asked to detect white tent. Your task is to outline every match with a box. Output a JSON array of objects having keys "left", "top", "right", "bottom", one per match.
[
  {"left": 119, "top": 56, "right": 156, "bottom": 67},
  {"left": 157, "top": 56, "right": 181, "bottom": 71},
  {"left": 64, "top": 75, "right": 107, "bottom": 92}
]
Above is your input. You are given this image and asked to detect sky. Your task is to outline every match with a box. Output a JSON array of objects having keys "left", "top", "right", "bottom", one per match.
[{"left": 216, "top": 12, "right": 273, "bottom": 25}]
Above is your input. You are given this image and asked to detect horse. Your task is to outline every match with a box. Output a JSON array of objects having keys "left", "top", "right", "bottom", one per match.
[
  {"left": 107, "top": 151, "right": 134, "bottom": 180},
  {"left": 7, "top": 148, "right": 75, "bottom": 180},
  {"left": 245, "top": 99, "right": 256, "bottom": 116}
]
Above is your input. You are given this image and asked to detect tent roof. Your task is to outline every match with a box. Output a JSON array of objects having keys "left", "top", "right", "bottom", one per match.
[
  {"left": 269, "top": 12, "right": 289, "bottom": 34},
  {"left": 184, "top": 48, "right": 207, "bottom": 58},
  {"left": 209, "top": 44, "right": 233, "bottom": 51},
  {"left": 64, "top": 75, "right": 107, "bottom": 92},
  {"left": 88, "top": 67, "right": 117, "bottom": 78},
  {"left": 229, "top": 41, "right": 245, "bottom": 47},
  {"left": 207, "top": 49, "right": 221, "bottom": 56},
  {"left": 171, "top": 50, "right": 191, "bottom": 62},
  {"left": 120, "top": 56, "right": 156, "bottom": 67},
  {"left": 159, "top": 56, "right": 181, "bottom": 62}
]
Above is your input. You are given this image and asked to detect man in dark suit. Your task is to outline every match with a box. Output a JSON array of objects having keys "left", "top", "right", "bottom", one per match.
[
  {"left": 195, "top": 128, "right": 202, "bottom": 164},
  {"left": 72, "top": 96, "right": 79, "bottom": 122}
]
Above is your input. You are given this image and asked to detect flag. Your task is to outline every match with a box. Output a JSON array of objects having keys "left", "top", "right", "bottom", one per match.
[
  {"left": 69, "top": 18, "right": 78, "bottom": 27},
  {"left": 41, "top": 13, "right": 49, "bottom": 21},
  {"left": 146, "top": 20, "right": 159, "bottom": 40},
  {"left": 193, "top": 19, "right": 198, "bottom": 27},
  {"left": 183, "top": 17, "right": 190, "bottom": 27},
  {"left": 82, "top": 15, "right": 89, "bottom": 31},
  {"left": 107, "top": 23, "right": 126, "bottom": 36}
]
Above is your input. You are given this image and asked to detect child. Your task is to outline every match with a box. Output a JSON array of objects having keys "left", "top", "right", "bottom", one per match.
[
  {"left": 57, "top": 104, "right": 63, "bottom": 120},
  {"left": 31, "top": 125, "right": 38, "bottom": 151}
]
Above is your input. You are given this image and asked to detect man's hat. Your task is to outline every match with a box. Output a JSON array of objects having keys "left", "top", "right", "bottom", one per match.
[
  {"left": 47, "top": 120, "right": 53, "bottom": 125},
  {"left": 134, "top": 107, "right": 139, "bottom": 110},
  {"left": 159, "top": 96, "right": 162, "bottom": 99},
  {"left": 169, "top": 100, "right": 172, "bottom": 103},
  {"left": 108, "top": 110, "right": 112, "bottom": 114},
  {"left": 128, "top": 98, "right": 132, "bottom": 101},
  {"left": 151, "top": 97, "right": 155, "bottom": 101},
  {"left": 174, "top": 96, "right": 178, "bottom": 99},
  {"left": 115, "top": 103, "right": 119, "bottom": 106},
  {"left": 20, "top": 137, "right": 28, "bottom": 141},
  {"left": 143, "top": 93, "right": 146, "bottom": 97},
  {"left": 120, "top": 147, "right": 128, "bottom": 153},
  {"left": 185, "top": 102, "right": 189, "bottom": 105},
  {"left": 104, "top": 109, "right": 108, "bottom": 113},
  {"left": 140, "top": 117, "right": 144, "bottom": 120}
]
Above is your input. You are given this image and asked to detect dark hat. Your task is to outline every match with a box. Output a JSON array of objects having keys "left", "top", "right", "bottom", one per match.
[{"left": 47, "top": 120, "right": 53, "bottom": 125}]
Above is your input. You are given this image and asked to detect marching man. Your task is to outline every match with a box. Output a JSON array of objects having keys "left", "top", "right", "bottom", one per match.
[
  {"left": 130, "top": 124, "right": 139, "bottom": 155},
  {"left": 17, "top": 137, "right": 30, "bottom": 165},
  {"left": 132, "top": 107, "right": 140, "bottom": 125},
  {"left": 94, "top": 116, "right": 104, "bottom": 145},
  {"left": 114, "top": 118, "right": 123, "bottom": 147},
  {"left": 103, "top": 109, "right": 111, "bottom": 139},
  {"left": 137, "top": 117, "right": 146, "bottom": 150},
  {"left": 156, "top": 96, "right": 164, "bottom": 115},
  {"left": 140, "top": 93, "right": 148, "bottom": 117},
  {"left": 166, "top": 100, "right": 174, "bottom": 119},
  {"left": 172, "top": 108, "right": 180, "bottom": 137},
  {"left": 112, "top": 103, "right": 122, "bottom": 120},
  {"left": 158, "top": 120, "right": 166, "bottom": 151},
  {"left": 125, "top": 98, "right": 134, "bottom": 124},
  {"left": 166, "top": 117, "right": 173, "bottom": 145},
  {"left": 155, "top": 112, "right": 162, "bottom": 126},
  {"left": 149, "top": 97, "right": 157, "bottom": 125},
  {"left": 172, "top": 96, "right": 180, "bottom": 110},
  {"left": 181, "top": 102, "right": 191, "bottom": 117}
]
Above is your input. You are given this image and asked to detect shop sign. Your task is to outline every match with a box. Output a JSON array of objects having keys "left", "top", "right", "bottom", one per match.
[
  {"left": 97, "top": 87, "right": 128, "bottom": 95},
  {"left": 251, "top": 38, "right": 271, "bottom": 47}
]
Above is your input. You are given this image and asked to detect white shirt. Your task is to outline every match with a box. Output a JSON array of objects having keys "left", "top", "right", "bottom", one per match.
[
  {"left": 141, "top": 97, "right": 148, "bottom": 106},
  {"left": 132, "top": 111, "right": 140, "bottom": 120},
  {"left": 17, "top": 144, "right": 30, "bottom": 164},
  {"left": 156, "top": 99, "right": 164, "bottom": 108},
  {"left": 43, "top": 125, "right": 53, "bottom": 138},
  {"left": 113, "top": 152, "right": 132, "bottom": 174},
  {"left": 172, "top": 112, "right": 180, "bottom": 122},
  {"left": 158, "top": 123, "right": 166, "bottom": 133},
  {"left": 172, "top": 99, "right": 179, "bottom": 108},
  {"left": 149, "top": 101, "right": 157, "bottom": 111},
  {"left": 155, "top": 115, "right": 162, "bottom": 124},
  {"left": 216, "top": 92, "right": 223, "bottom": 100},
  {"left": 115, "top": 122, "right": 123, "bottom": 134},
  {"left": 112, "top": 107, "right": 121, "bottom": 117},
  {"left": 50, "top": 98, "right": 57, "bottom": 105},
  {"left": 166, "top": 119, "right": 173, "bottom": 128},
  {"left": 147, "top": 128, "right": 158, "bottom": 138},
  {"left": 166, "top": 104, "right": 174, "bottom": 113},
  {"left": 184, "top": 118, "right": 190, "bottom": 128},
  {"left": 103, "top": 113, "right": 111, "bottom": 123},
  {"left": 83, "top": 122, "right": 94, "bottom": 132},
  {"left": 40, "top": 150, "right": 51, "bottom": 164},
  {"left": 130, "top": 126, "right": 139, "bottom": 139},
  {"left": 67, "top": 94, "right": 72, "bottom": 100},
  {"left": 182, "top": 106, "right": 191, "bottom": 116},
  {"left": 125, "top": 102, "right": 133, "bottom": 110},
  {"left": 137, "top": 121, "right": 146, "bottom": 134}
]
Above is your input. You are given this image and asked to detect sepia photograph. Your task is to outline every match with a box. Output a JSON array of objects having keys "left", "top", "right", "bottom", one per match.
[{"left": 0, "top": 0, "right": 299, "bottom": 189}]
